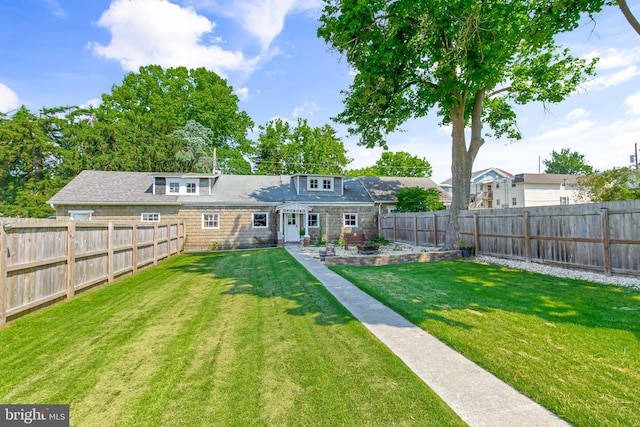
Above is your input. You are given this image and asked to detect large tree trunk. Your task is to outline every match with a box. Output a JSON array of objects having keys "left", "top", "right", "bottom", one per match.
[{"left": 442, "top": 91, "right": 485, "bottom": 250}]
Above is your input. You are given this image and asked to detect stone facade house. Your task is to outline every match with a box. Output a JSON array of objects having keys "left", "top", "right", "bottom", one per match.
[{"left": 48, "top": 171, "right": 449, "bottom": 251}]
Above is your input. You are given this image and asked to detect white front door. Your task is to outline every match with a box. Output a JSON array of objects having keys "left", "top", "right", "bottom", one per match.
[{"left": 284, "top": 213, "right": 300, "bottom": 242}]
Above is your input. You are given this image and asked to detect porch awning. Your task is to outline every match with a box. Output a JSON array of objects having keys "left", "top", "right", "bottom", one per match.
[{"left": 276, "top": 203, "right": 312, "bottom": 214}]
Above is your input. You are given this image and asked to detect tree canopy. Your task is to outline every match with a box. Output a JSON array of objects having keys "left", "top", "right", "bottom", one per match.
[
  {"left": 395, "top": 187, "right": 445, "bottom": 212},
  {"left": 544, "top": 147, "right": 594, "bottom": 174},
  {"left": 254, "top": 118, "right": 351, "bottom": 175},
  {"left": 319, "top": 0, "right": 603, "bottom": 248},
  {"left": 346, "top": 151, "right": 433, "bottom": 177},
  {"left": 578, "top": 167, "right": 640, "bottom": 202},
  {"left": 0, "top": 106, "right": 62, "bottom": 217}
]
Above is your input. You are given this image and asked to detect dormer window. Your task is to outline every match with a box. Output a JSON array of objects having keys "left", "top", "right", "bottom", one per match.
[
  {"left": 307, "top": 176, "right": 334, "bottom": 191},
  {"left": 167, "top": 179, "right": 199, "bottom": 195}
]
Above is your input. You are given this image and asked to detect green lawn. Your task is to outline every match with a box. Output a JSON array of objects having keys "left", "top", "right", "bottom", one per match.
[
  {"left": 0, "top": 249, "right": 464, "bottom": 426},
  {"left": 330, "top": 260, "right": 640, "bottom": 427}
]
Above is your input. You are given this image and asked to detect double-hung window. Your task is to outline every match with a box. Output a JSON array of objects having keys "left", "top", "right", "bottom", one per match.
[
  {"left": 202, "top": 213, "right": 220, "bottom": 229},
  {"left": 168, "top": 182, "right": 180, "bottom": 194},
  {"left": 308, "top": 213, "right": 319, "bottom": 228},
  {"left": 253, "top": 212, "right": 268, "bottom": 228},
  {"left": 343, "top": 213, "right": 358, "bottom": 227}
]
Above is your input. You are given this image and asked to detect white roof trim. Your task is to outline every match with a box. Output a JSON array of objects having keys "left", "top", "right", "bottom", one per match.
[{"left": 276, "top": 202, "right": 313, "bottom": 213}]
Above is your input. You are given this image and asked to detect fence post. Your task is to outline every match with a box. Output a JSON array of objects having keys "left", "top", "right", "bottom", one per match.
[
  {"left": 67, "top": 221, "right": 75, "bottom": 300},
  {"left": 0, "top": 222, "right": 7, "bottom": 327},
  {"left": 153, "top": 223, "right": 158, "bottom": 266},
  {"left": 393, "top": 214, "right": 397, "bottom": 242},
  {"left": 523, "top": 212, "right": 531, "bottom": 262},
  {"left": 432, "top": 212, "right": 438, "bottom": 246},
  {"left": 473, "top": 214, "right": 480, "bottom": 255},
  {"left": 132, "top": 223, "right": 138, "bottom": 273},
  {"left": 414, "top": 214, "right": 418, "bottom": 246},
  {"left": 600, "top": 208, "right": 612, "bottom": 276},
  {"left": 108, "top": 222, "right": 114, "bottom": 283}
]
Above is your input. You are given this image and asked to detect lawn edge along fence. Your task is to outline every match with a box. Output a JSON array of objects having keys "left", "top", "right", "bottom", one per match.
[
  {"left": 380, "top": 199, "right": 640, "bottom": 278},
  {"left": 0, "top": 219, "right": 186, "bottom": 327}
]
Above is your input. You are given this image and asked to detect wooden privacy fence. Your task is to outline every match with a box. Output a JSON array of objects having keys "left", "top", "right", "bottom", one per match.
[
  {"left": 380, "top": 200, "right": 640, "bottom": 278},
  {"left": 0, "top": 219, "right": 186, "bottom": 326}
]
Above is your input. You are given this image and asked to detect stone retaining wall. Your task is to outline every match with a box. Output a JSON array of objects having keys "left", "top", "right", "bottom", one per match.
[{"left": 323, "top": 250, "right": 462, "bottom": 266}]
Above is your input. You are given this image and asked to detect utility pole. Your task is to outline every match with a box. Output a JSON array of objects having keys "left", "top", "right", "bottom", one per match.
[{"left": 636, "top": 142, "right": 638, "bottom": 169}]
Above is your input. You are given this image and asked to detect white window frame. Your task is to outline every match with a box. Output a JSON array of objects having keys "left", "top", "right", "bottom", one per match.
[
  {"left": 252, "top": 212, "right": 269, "bottom": 229},
  {"left": 69, "top": 210, "right": 93, "bottom": 220},
  {"left": 343, "top": 213, "right": 358, "bottom": 227},
  {"left": 322, "top": 178, "right": 333, "bottom": 190},
  {"left": 168, "top": 181, "right": 180, "bottom": 194},
  {"left": 496, "top": 199, "right": 501, "bottom": 206},
  {"left": 202, "top": 212, "right": 220, "bottom": 229},
  {"left": 308, "top": 213, "right": 320, "bottom": 228},
  {"left": 186, "top": 182, "right": 197, "bottom": 194},
  {"left": 308, "top": 178, "right": 319, "bottom": 189},
  {"left": 560, "top": 196, "right": 570, "bottom": 205},
  {"left": 511, "top": 197, "right": 517, "bottom": 207},
  {"left": 141, "top": 212, "right": 160, "bottom": 222},
  {"left": 168, "top": 179, "right": 199, "bottom": 195}
]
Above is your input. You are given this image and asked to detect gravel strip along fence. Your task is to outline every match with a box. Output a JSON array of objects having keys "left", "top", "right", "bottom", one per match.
[{"left": 476, "top": 255, "right": 640, "bottom": 290}]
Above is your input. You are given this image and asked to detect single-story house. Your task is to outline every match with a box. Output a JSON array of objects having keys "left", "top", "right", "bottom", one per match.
[{"left": 48, "top": 170, "right": 449, "bottom": 251}]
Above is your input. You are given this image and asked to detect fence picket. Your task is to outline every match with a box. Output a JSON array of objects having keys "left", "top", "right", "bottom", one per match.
[
  {"left": 381, "top": 200, "right": 640, "bottom": 278},
  {"left": 0, "top": 220, "right": 184, "bottom": 327}
]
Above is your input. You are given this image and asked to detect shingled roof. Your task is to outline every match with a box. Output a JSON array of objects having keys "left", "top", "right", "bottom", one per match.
[{"left": 358, "top": 176, "right": 451, "bottom": 203}]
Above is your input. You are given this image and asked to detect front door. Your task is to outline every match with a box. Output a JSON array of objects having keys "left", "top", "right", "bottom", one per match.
[{"left": 284, "top": 213, "right": 300, "bottom": 242}]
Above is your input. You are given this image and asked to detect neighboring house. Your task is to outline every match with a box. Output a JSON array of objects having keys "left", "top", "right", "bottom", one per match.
[
  {"left": 440, "top": 167, "right": 512, "bottom": 208},
  {"left": 476, "top": 173, "right": 588, "bottom": 209},
  {"left": 48, "top": 170, "right": 449, "bottom": 251}
]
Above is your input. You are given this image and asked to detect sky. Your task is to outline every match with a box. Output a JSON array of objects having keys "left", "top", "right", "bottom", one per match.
[{"left": 1, "top": 0, "right": 639, "bottom": 184}]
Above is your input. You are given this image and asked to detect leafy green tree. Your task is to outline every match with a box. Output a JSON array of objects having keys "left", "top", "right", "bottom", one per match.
[
  {"left": 73, "top": 65, "right": 254, "bottom": 173},
  {"left": 318, "top": 0, "right": 603, "bottom": 249},
  {"left": 577, "top": 167, "right": 640, "bottom": 202},
  {"left": 172, "top": 120, "right": 251, "bottom": 174},
  {"left": 544, "top": 147, "right": 593, "bottom": 174},
  {"left": 347, "top": 151, "right": 432, "bottom": 177},
  {"left": 0, "top": 106, "right": 61, "bottom": 217},
  {"left": 254, "top": 118, "right": 351, "bottom": 175},
  {"left": 395, "top": 187, "right": 445, "bottom": 212}
]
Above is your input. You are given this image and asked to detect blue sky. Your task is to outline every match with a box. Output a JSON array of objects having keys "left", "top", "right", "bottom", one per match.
[{"left": 1, "top": 0, "right": 639, "bottom": 183}]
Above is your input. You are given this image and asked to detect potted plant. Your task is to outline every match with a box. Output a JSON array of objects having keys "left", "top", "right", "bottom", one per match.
[{"left": 455, "top": 240, "right": 474, "bottom": 257}]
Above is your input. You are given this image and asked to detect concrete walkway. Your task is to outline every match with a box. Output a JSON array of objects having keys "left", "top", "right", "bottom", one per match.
[{"left": 286, "top": 246, "right": 570, "bottom": 427}]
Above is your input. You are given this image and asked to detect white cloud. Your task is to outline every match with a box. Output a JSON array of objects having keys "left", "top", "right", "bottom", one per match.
[
  {"left": 292, "top": 100, "right": 319, "bottom": 118},
  {"left": 235, "top": 86, "right": 249, "bottom": 101},
  {"left": 624, "top": 92, "right": 640, "bottom": 115},
  {"left": 90, "top": 0, "right": 260, "bottom": 76},
  {"left": 43, "top": 0, "right": 67, "bottom": 18},
  {"left": 0, "top": 83, "right": 19, "bottom": 113},
  {"left": 566, "top": 108, "right": 590, "bottom": 120},
  {"left": 195, "top": 0, "right": 320, "bottom": 50},
  {"left": 584, "top": 47, "right": 640, "bottom": 70},
  {"left": 584, "top": 65, "right": 640, "bottom": 91},
  {"left": 82, "top": 98, "right": 102, "bottom": 108}
]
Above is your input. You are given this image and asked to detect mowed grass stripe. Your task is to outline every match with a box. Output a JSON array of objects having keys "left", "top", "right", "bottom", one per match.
[
  {"left": 331, "top": 260, "right": 640, "bottom": 427},
  {"left": 0, "top": 249, "right": 464, "bottom": 426}
]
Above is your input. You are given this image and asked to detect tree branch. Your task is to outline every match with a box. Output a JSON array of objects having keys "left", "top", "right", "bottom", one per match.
[{"left": 617, "top": 0, "right": 640, "bottom": 36}]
